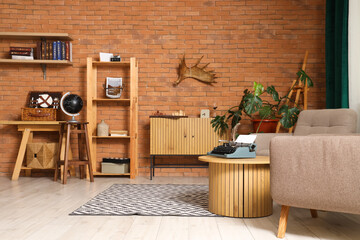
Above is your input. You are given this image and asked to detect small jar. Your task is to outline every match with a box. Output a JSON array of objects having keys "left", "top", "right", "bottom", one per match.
[{"left": 97, "top": 120, "right": 109, "bottom": 136}]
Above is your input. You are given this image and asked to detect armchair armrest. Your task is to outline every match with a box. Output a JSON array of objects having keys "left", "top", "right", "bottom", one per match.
[
  {"left": 270, "top": 135, "right": 360, "bottom": 214},
  {"left": 252, "top": 133, "right": 292, "bottom": 156}
]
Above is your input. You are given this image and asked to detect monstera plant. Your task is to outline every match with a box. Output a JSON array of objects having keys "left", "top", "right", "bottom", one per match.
[{"left": 211, "top": 70, "right": 313, "bottom": 136}]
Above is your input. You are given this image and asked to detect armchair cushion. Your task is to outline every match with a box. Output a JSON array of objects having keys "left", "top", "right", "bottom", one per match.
[
  {"left": 270, "top": 135, "right": 360, "bottom": 215},
  {"left": 294, "top": 109, "right": 357, "bottom": 136},
  {"left": 253, "top": 109, "right": 356, "bottom": 156}
]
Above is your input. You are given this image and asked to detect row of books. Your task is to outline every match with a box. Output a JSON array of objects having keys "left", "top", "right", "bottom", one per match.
[
  {"left": 10, "top": 47, "right": 34, "bottom": 60},
  {"left": 9, "top": 40, "right": 72, "bottom": 61},
  {"left": 36, "top": 40, "right": 72, "bottom": 61}
]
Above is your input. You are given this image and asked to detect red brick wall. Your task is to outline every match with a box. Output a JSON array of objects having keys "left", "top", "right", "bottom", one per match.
[{"left": 0, "top": 0, "right": 326, "bottom": 177}]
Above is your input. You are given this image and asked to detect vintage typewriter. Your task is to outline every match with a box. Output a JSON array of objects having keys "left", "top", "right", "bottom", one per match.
[{"left": 208, "top": 141, "right": 257, "bottom": 158}]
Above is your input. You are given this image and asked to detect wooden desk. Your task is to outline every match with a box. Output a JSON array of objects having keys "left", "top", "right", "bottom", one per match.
[
  {"left": 0, "top": 121, "right": 71, "bottom": 180},
  {"left": 198, "top": 155, "right": 272, "bottom": 218}
]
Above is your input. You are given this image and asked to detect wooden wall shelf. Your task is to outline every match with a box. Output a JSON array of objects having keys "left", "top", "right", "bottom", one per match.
[
  {"left": 0, "top": 59, "right": 72, "bottom": 65},
  {"left": 0, "top": 32, "right": 73, "bottom": 41},
  {"left": 0, "top": 32, "right": 73, "bottom": 80}
]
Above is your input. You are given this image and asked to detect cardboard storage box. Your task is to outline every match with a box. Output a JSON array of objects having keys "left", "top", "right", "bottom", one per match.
[{"left": 26, "top": 143, "right": 58, "bottom": 169}]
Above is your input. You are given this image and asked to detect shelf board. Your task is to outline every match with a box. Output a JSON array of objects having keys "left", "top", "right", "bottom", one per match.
[
  {"left": 93, "top": 98, "right": 130, "bottom": 102},
  {"left": 0, "top": 59, "right": 72, "bottom": 65},
  {"left": 93, "top": 172, "right": 130, "bottom": 176},
  {"left": 92, "top": 61, "right": 130, "bottom": 66},
  {"left": 0, "top": 32, "right": 73, "bottom": 41},
  {"left": 93, "top": 136, "right": 130, "bottom": 139}
]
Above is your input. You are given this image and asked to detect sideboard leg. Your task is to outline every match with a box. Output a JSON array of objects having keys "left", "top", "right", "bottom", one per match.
[
  {"left": 153, "top": 156, "right": 155, "bottom": 178},
  {"left": 150, "top": 155, "right": 154, "bottom": 180}
]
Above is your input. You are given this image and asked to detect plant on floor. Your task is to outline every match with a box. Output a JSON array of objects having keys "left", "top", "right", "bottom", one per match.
[{"left": 211, "top": 70, "right": 313, "bottom": 136}]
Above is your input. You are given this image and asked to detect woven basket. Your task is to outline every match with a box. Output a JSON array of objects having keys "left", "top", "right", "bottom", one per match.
[{"left": 21, "top": 108, "right": 57, "bottom": 121}]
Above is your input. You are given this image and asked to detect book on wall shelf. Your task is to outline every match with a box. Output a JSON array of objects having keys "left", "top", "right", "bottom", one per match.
[
  {"left": 10, "top": 47, "right": 34, "bottom": 60},
  {"left": 12, "top": 55, "right": 34, "bottom": 60}
]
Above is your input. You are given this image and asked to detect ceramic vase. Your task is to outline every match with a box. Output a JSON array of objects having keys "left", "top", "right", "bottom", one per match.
[{"left": 97, "top": 120, "right": 109, "bottom": 136}]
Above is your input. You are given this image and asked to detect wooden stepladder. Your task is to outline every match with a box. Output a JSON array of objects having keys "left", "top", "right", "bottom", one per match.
[{"left": 276, "top": 51, "right": 309, "bottom": 133}]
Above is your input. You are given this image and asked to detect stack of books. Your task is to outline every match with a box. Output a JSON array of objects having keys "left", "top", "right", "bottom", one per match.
[
  {"left": 110, "top": 130, "right": 128, "bottom": 137},
  {"left": 10, "top": 47, "right": 34, "bottom": 60}
]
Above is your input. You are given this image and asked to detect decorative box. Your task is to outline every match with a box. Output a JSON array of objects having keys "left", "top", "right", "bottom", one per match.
[
  {"left": 21, "top": 108, "right": 57, "bottom": 121},
  {"left": 101, "top": 158, "right": 130, "bottom": 174},
  {"left": 26, "top": 143, "right": 58, "bottom": 169}
]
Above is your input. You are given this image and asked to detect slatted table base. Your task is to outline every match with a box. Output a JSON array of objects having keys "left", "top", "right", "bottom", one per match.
[{"left": 208, "top": 162, "right": 272, "bottom": 218}]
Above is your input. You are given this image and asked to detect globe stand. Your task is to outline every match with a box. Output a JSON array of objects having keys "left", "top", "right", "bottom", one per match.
[
  {"left": 68, "top": 115, "right": 79, "bottom": 123},
  {"left": 60, "top": 92, "right": 83, "bottom": 123}
]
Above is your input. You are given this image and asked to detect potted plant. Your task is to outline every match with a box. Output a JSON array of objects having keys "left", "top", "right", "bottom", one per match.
[{"left": 211, "top": 70, "right": 313, "bottom": 137}]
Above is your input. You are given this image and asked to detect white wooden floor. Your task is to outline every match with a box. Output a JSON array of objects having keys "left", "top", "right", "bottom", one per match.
[{"left": 0, "top": 176, "right": 359, "bottom": 240}]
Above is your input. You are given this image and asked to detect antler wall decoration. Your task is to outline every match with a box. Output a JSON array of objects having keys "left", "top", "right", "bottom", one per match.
[{"left": 174, "top": 55, "right": 216, "bottom": 86}]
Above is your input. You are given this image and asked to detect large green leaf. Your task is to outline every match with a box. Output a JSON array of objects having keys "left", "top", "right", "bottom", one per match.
[
  {"left": 266, "top": 85, "right": 280, "bottom": 102},
  {"left": 279, "top": 105, "right": 300, "bottom": 128},
  {"left": 297, "top": 69, "right": 313, "bottom": 87},
  {"left": 244, "top": 93, "right": 262, "bottom": 115},
  {"left": 211, "top": 115, "right": 228, "bottom": 135},
  {"left": 253, "top": 81, "right": 264, "bottom": 96},
  {"left": 226, "top": 111, "right": 234, "bottom": 121},
  {"left": 259, "top": 105, "right": 274, "bottom": 119}
]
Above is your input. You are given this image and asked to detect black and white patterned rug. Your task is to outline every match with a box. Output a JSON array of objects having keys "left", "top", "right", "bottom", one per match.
[{"left": 70, "top": 184, "right": 216, "bottom": 217}]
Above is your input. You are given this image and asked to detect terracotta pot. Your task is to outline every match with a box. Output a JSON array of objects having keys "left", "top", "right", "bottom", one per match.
[{"left": 251, "top": 119, "right": 279, "bottom": 133}]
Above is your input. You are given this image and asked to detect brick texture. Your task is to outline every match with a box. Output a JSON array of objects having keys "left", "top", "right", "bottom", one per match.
[{"left": 0, "top": 0, "right": 326, "bottom": 177}]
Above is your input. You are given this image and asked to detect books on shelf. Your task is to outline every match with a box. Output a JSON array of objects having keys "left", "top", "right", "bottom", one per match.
[
  {"left": 11, "top": 40, "right": 72, "bottom": 61},
  {"left": 10, "top": 47, "right": 34, "bottom": 60},
  {"left": 110, "top": 130, "right": 128, "bottom": 136},
  {"left": 39, "top": 40, "right": 71, "bottom": 61}
]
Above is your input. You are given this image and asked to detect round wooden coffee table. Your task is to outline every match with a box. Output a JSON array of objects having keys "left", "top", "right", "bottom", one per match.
[{"left": 199, "top": 155, "right": 272, "bottom": 218}]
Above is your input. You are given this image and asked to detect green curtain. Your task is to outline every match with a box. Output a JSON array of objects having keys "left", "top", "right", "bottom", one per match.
[{"left": 326, "top": 0, "right": 349, "bottom": 108}]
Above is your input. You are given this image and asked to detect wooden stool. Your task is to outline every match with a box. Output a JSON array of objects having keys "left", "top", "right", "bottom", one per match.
[{"left": 54, "top": 122, "right": 94, "bottom": 184}]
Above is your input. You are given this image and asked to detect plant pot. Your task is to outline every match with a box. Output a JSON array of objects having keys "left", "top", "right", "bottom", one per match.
[{"left": 252, "top": 119, "right": 279, "bottom": 133}]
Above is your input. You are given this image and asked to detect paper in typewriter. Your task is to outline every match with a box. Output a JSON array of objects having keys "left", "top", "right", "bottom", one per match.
[{"left": 235, "top": 135, "right": 257, "bottom": 144}]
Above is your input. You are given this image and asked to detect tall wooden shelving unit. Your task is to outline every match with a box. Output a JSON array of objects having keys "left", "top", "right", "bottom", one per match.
[{"left": 86, "top": 57, "right": 138, "bottom": 179}]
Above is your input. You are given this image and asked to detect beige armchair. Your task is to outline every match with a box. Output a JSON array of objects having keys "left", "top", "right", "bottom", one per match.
[{"left": 267, "top": 109, "right": 359, "bottom": 238}]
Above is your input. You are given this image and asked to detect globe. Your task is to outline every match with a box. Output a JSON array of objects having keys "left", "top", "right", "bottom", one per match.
[
  {"left": 62, "top": 94, "right": 83, "bottom": 114},
  {"left": 60, "top": 92, "right": 83, "bottom": 122}
]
